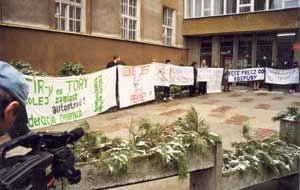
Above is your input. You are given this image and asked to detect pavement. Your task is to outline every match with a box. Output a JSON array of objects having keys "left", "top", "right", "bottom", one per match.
[{"left": 39, "top": 87, "right": 300, "bottom": 190}]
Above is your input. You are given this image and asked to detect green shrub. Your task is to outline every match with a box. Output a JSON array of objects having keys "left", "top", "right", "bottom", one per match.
[
  {"left": 58, "top": 61, "right": 86, "bottom": 76},
  {"left": 72, "top": 107, "right": 220, "bottom": 178},
  {"left": 272, "top": 106, "right": 300, "bottom": 121},
  {"left": 223, "top": 135, "right": 300, "bottom": 175},
  {"left": 10, "top": 59, "right": 48, "bottom": 76}
]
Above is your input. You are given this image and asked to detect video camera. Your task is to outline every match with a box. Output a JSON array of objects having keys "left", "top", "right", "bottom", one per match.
[{"left": 0, "top": 128, "right": 84, "bottom": 190}]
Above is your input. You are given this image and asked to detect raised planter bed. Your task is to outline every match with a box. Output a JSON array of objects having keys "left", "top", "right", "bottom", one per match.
[
  {"left": 67, "top": 147, "right": 217, "bottom": 190},
  {"left": 222, "top": 167, "right": 299, "bottom": 190},
  {"left": 280, "top": 119, "right": 300, "bottom": 146}
]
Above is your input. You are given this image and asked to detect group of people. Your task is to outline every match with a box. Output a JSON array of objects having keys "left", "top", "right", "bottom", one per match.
[
  {"left": 104, "top": 55, "right": 299, "bottom": 102},
  {"left": 266, "top": 61, "right": 299, "bottom": 94}
]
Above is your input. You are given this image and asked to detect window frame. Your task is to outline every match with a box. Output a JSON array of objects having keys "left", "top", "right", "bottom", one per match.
[
  {"left": 121, "top": 0, "right": 141, "bottom": 41},
  {"left": 237, "top": 0, "right": 254, "bottom": 13},
  {"left": 282, "top": 0, "right": 299, "bottom": 8},
  {"left": 54, "top": 0, "right": 86, "bottom": 33},
  {"left": 163, "top": 7, "right": 176, "bottom": 46},
  {"left": 201, "top": 0, "right": 214, "bottom": 16}
]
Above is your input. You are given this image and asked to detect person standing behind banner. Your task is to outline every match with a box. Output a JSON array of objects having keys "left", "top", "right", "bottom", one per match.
[
  {"left": 106, "top": 55, "right": 121, "bottom": 68},
  {"left": 106, "top": 55, "right": 121, "bottom": 107},
  {"left": 212, "top": 61, "right": 218, "bottom": 68},
  {"left": 253, "top": 64, "right": 261, "bottom": 91},
  {"left": 289, "top": 62, "right": 299, "bottom": 94},
  {"left": 268, "top": 62, "right": 276, "bottom": 91},
  {"left": 199, "top": 60, "right": 208, "bottom": 95},
  {"left": 223, "top": 64, "right": 231, "bottom": 92},
  {"left": 163, "top": 59, "right": 173, "bottom": 101},
  {"left": 189, "top": 61, "right": 199, "bottom": 97}
]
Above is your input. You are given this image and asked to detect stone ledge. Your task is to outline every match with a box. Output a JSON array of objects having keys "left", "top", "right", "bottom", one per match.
[
  {"left": 67, "top": 147, "right": 216, "bottom": 190},
  {"left": 221, "top": 167, "right": 299, "bottom": 190}
]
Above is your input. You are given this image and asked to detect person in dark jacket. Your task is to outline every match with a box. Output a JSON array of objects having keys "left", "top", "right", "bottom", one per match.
[
  {"left": 106, "top": 55, "right": 121, "bottom": 68},
  {"left": 189, "top": 61, "right": 199, "bottom": 96},
  {"left": 163, "top": 59, "right": 173, "bottom": 101},
  {"left": 268, "top": 62, "right": 276, "bottom": 91},
  {"left": 289, "top": 62, "right": 299, "bottom": 94}
]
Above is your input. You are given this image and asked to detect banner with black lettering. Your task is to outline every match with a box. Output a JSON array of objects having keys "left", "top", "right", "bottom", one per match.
[
  {"left": 25, "top": 67, "right": 117, "bottom": 129},
  {"left": 265, "top": 67, "right": 300, "bottom": 84},
  {"left": 150, "top": 63, "right": 171, "bottom": 86},
  {"left": 170, "top": 65, "right": 194, "bottom": 86},
  {"left": 150, "top": 63, "right": 194, "bottom": 86},
  {"left": 228, "top": 68, "right": 265, "bottom": 82},
  {"left": 118, "top": 65, "right": 155, "bottom": 108},
  {"left": 197, "top": 68, "right": 224, "bottom": 93}
]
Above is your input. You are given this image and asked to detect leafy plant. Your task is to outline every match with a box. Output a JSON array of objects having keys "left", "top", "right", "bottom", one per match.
[
  {"left": 58, "top": 61, "right": 86, "bottom": 76},
  {"left": 10, "top": 59, "right": 48, "bottom": 76},
  {"left": 72, "top": 107, "right": 220, "bottom": 178},
  {"left": 272, "top": 106, "right": 300, "bottom": 121}
]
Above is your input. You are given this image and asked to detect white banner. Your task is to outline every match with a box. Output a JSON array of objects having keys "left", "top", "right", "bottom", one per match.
[
  {"left": 25, "top": 67, "right": 117, "bottom": 129},
  {"left": 228, "top": 67, "right": 265, "bottom": 82},
  {"left": 197, "top": 68, "right": 224, "bottom": 93},
  {"left": 170, "top": 65, "right": 194, "bottom": 86},
  {"left": 150, "top": 63, "right": 171, "bottom": 86},
  {"left": 265, "top": 68, "right": 300, "bottom": 85},
  {"left": 118, "top": 65, "right": 155, "bottom": 108}
]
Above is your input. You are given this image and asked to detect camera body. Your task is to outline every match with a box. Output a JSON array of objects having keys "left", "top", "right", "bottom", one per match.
[{"left": 0, "top": 128, "right": 84, "bottom": 190}]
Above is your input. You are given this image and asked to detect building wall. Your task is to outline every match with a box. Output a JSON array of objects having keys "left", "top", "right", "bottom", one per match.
[
  {"left": 0, "top": 25, "right": 187, "bottom": 74},
  {"left": 1, "top": 0, "right": 50, "bottom": 28},
  {"left": 91, "top": 0, "right": 120, "bottom": 38},
  {"left": 183, "top": 8, "right": 300, "bottom": 36},
  {"left": 142, "top": 0, "right": 162, "bottom": 44}
]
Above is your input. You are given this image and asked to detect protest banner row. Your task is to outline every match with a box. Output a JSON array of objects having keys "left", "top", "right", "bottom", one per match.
[
  {"left": 24, "top": 64, "right": 299, "bottom": 129},
  {"left": 150, "top": 63, "right": 224, "bottom": 94}
]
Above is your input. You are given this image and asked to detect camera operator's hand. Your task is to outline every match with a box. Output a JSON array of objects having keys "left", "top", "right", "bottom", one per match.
[{"left": 0, "top": 61, "right": 29, "bottom": 143}]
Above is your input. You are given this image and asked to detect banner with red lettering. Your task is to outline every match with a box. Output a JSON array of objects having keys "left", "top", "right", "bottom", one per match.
[{"left": 118, "top": 65, "right": 155, "bottom": 108}]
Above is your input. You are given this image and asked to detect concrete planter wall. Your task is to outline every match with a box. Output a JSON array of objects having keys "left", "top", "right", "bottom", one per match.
[
  {"left": 68, "top": 146, "right": 218, "bottom": 190},
  {"left": 222, "top": 168, "right": 299, "bottom": 190},
  {"left": 279, "top": 119, "right": 300, "bottom": 146}
]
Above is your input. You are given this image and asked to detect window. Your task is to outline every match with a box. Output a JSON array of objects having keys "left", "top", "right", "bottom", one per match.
[
  {"left": 220, "top": 36, "right": 234, "bottom": 68},
  {"left": 282, "top": 0, "right": 299, "bottom": 8},
  {"left": 185, "top": 0, "right": 214, "bottom": 18},
  {"left": 163, "top": 8, "right": 175, "bottom": 46},
  {"left": 200, "top": 37, "right": 212, "bottom": 67},
  {"left": 185, "top": 0, "right": 194, "bottom": 18},
  {"left": 237, "top": 0, "right": 254, "bottom": 13},
  {"left": 202, "top": 0, "right": 214, "bottom": 16},
  {"left": 55, "top": 0, "right": 85, "bottom": 33},
  {"left": 185, "top": 0, "right": 299, "bottom": 18},
  {"left": 225, "top": 0, "right": 237, "bottom": 14},
  {"left": 256, "top": 35, "right": 272, "bottom": 67},
  {"left": 269, "top": 0, "right": 282, "bottom": 9},
  {"left": 277, "top": 35, "right": 295, "bottom": 68},
  {"left": 121, "top": 0, "right": 140, "bottom": 40},
  {"left": 254, "top": 0, "right": 267, "bottom": 11},
  {"left": 238, "top": 36, "right": 252, "bottom": 68}
]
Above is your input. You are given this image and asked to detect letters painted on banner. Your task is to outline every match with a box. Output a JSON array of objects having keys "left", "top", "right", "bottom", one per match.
[
  {"left": 265, "top": 68, "right": 300, "bottom": 85},
  {"left": 197, "top": 68, "right": 224, "bottom": 93},
  {"left": 150, "top": 63, "right": 171, "bottom": 86},
  {"left": 118, "top": 65, "right": 155, "bottom": 108},
  {"left": 228, "top": 68, "right": 265, "bottom": 82},
  {"left": 25, "top": 67, "right": 117, "bottom": 129},
  {"left": 170, "top": 65, "right": 194, "bottom": 86},
  {"left": 150, "top": 63, "right": 194, "bottom": 86}
]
